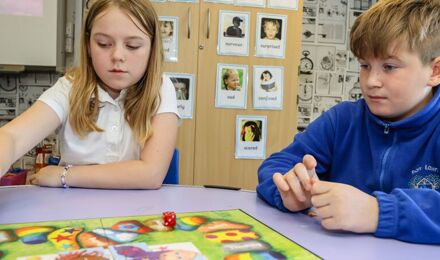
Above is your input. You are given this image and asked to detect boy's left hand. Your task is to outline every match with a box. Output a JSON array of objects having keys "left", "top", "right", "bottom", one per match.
[
  {"left": 310, "top": 181, "right": 379, "bottom": 233},
  {"left": 29, "top": 166, "right": 63, "bottom": 187}
]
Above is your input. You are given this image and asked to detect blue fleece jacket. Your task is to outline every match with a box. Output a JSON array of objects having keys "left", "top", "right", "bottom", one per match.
[{"left": 257, "top": 90, "right": 440, "bottom": 244}]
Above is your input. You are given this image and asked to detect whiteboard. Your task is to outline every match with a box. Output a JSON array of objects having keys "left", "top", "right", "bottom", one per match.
[{"left": 0, "top": 0, "right": 63, "bottom": 68}]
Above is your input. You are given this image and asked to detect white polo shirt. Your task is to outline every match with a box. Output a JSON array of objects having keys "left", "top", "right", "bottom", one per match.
[{"left": 38, "top": 75, "right": 179, "bottom": 165}]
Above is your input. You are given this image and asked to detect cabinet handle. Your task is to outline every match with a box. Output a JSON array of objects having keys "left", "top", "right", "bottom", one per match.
[
  {"left": 187, "top": 7, "right": 191, "bottom": 39},
  {"left": 207, "top": 8, "right": 210, "bottom": 39}
]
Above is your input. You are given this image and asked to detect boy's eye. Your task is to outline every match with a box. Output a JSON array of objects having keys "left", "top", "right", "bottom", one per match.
[
  {"left": 359, "top": 64, "right": 369, "bottom": 70},
  {"left": 383, "top": 64, "right": 397, "bottom": 71}
]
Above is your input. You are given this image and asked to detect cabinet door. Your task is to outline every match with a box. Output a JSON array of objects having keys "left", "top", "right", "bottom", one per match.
[
  {"left": 153, "top": 2, "right": 200, "bottom": 185},
  {"left": 194, "top": 3, "right": 302, "bottom": 190}
]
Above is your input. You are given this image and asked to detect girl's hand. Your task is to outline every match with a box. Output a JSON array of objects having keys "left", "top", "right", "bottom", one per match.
[
  {"left": 272, "top": 154, "right": 319, "bottom": 212},
  {"left": 244, "top": 131, "right": 255, "bottom": 141},
  {"left": 29, "top": 166, "right": 63, "bottom": 187},
  {"left": 310, "top": 181, "right": 379, "bottom": 233}
]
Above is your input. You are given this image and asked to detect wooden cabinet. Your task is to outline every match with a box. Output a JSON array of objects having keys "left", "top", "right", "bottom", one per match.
[{"left": 153, "top": 2, "right": 303, "bottom": 190}]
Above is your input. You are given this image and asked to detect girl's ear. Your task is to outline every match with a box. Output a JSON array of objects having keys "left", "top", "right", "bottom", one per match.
[{"left": 428, "top": 57, "right": 440, "bottom": 87}]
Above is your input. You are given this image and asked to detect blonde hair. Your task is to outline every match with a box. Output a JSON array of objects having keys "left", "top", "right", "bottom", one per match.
[
  {"left": 66, "top": 0, "right": 163, "bottom": 145},
  {"left": 350, "top": 0, "right": 440, "bottom": 65}
]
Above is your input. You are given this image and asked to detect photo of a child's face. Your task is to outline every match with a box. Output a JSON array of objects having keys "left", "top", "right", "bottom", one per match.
[
  {"left": 171, "top": 77, "right": 190, "bottom": 100},
  {"left": 241, "top": 120, "right": 262, "bottom": 142},
  {"left": 160, "top": 21, "right": 173, "bottom": 39},
  {"left": 261, "top": 18, "right": 281, "bottom": 40},
  {"left": 223, "top": 69, "right": 241, "bottom": 91}
]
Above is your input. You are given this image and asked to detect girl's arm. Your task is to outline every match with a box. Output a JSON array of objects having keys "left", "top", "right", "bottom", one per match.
[
  {"left": 34, "top": 112, "right": 178, "bottom": 189},
  {"left": 0, "top": 101, "right": 61, "bottom": 176}
]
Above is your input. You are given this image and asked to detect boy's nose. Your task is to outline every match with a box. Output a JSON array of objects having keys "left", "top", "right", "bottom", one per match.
[{"left": 364, "top": 70, "right": 383, "bottom": 88}]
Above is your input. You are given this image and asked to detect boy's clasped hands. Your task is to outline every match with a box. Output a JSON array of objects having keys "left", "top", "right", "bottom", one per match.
[{"left": 273, "top": 154, "right": 378, "bottom": 233}]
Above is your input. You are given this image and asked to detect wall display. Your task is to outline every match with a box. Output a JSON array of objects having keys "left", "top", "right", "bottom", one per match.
[
  {"left": 255, "top": 13, "right": 287, "bottom": 59},
  {"left": 267, "top": 0, "right": 299, "bottom": 10},
  {"left": 215, "top": 63, "right": 248, "bottom": 109},
  {"left": 235, "top": 115, "right": 267, "bottom": 159},
  {"left": 218, "top": 10, "right": 250, "bottom": 56},
  {"left": 159, "top": 16, "right": 179, "bottom": 62},
  {"left": 295, "top": 1, "right": 377, "bottom": 131},
  {"left": 166, "top": 73, "right": 195, "bottom": 119},
  {"left": 169, "top": 0, "right": 199, "bottom": 2},
  {"left": 235, "top": 0, "right": 265, "bottom": 7},
  {"left": 253, "top": 65, "right": 284, "bottom": 110}
]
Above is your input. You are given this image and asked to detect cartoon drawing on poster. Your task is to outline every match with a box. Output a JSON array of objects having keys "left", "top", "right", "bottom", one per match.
[
  {"left": 344, "top": 72, "right": 362, "bottom": 101},
  {"left": 235, "top": 0, "right": 265, "bottom": 7},
  {"left": 203, "top": 0, "right": 233, "bottom": 3},
  {"left": 256, "top": 13, "right": 287, "bottom": 59},
  {"left": 316, "top": 45, "right": 336, "bottom": 71},
  {"left": 235, "top": 115, "right": 267, "bottom": 159},
  {"left": 311, "top": 95, "right": 341, "bottom": 120},
  {"left": 218, "top": 10, "right": 250, "bottom": 56},
  {"left": 302, "top": 18, "right": 316, "bottom": 42},
  {"left": 166, "top": 73, "right": 195, "bottom": 119},
  {"left": 159, "top": 16, "right": 178, "bottom": 62},
  {"left": 253, "top": 66, "right": 284, "bottom": 110},
  {"left": 267, "top": 0, "right": 299, "bottom": 10},
  {"left": 215, "top": 63, "right": 248, "bottom": 109}
]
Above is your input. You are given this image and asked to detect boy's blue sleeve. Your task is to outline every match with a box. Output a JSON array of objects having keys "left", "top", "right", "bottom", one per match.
[
  {"left": 256, "top": 112, "right": 335, "bottom": 211},
  {"left": 374, "top": 189, "right": 440, "bottom": 244}
]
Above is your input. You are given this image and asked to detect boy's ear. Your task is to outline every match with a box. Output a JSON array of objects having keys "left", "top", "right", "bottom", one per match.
[{"left": 428, "top": 57, "right": 440, "bottom": 87}]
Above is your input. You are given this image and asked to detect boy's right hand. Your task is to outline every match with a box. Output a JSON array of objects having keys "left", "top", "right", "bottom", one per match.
[{"left": 272, "top": 154, "right": 319, "bottom": 212}]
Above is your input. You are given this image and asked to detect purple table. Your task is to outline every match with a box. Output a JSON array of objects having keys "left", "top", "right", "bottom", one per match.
[{"left": 0, "top": 185, "right": 437, "bottom": 259}]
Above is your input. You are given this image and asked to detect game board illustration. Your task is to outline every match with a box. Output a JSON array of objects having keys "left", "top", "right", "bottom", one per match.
[{"left": 0, "top": 209, "right": 321, "bottom": 259}]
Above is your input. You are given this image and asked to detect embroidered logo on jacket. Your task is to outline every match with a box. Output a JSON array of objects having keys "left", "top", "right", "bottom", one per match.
[{"left": 409, "top": 174, "right": 440, "bottom": 190}]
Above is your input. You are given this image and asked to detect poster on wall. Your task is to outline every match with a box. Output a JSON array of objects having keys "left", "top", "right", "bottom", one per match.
[
  {"left": 255, "top": 13, "right": 287, "bottom": 59},
  {"left": 235, "top": 115, "right": 267, "bottom": 159},
  {"left": 215, "top": 63, "right": 248, "bottom": 109},
  {"left": 235, "top": 0, "right": 265, "bottom": 7},
  {"left": 218, "top": 10, "right": 250, "bottom": 56},
  {"left": 159, "top": 16, "right": 178, "bottom": 62},
  {"left": 253, "top": 66, "right": 284, "bottom": 110},
  {"left": 267, "top": 0, "right": 299, "bottom": 10},
  {"left": 166, "top": 73, "right": 195, "bottom": 119}
]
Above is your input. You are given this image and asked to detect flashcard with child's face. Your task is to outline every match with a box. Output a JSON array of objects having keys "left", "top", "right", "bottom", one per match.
[
  {"left": 235, "top": 115, "right": 267, "bottom": 159},
  {"left": 253, "top": 65, "right": 284, "bottom": 110},
  {"left": 215, "top": 63, "right": 248, "bottom": 109},
  {"left": 166, "top": 72, "right": 195, "bottom": 119},
  {"left": 218, "top": 10, "right": 250, "bottom": 56},
  {"left": 255, "top": 13, "right": 287, "bottom": 59},
  {"left": 267, "top": 0, "right": 299, "bottom": 10},
  {"left": 159, "top": 16, "right": 178, "bottom": 62},
  {"left": 235, "top": 0, "right": 265, "bottom": 7}
]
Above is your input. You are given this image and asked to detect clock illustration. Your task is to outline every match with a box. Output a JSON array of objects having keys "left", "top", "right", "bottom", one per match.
[
  {"left": 0, "top": 76, "right": 17, "bottom": 92},
  {"left": 299, "top": 83, "right": 313, "bottom": 102},
  {"left": 300, "top": 50, "right": 313, "bottom": 74}
]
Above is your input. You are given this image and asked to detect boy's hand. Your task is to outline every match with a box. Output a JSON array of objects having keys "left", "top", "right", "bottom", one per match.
[
  {"left": 310, "top": 181, "right": 379, "bottom": 233},
  {"left": 273, "top": 154, "right": 319, "bottom": 212},
  {"left": 29, "top": 166, "right": 63, "bottom": 187}
]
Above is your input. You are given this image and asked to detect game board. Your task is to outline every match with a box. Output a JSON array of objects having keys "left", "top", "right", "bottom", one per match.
[{"left": 0, "top": 209, "right": 321, "bottom": 259}]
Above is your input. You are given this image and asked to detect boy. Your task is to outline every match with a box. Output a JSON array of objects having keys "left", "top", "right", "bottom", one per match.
[{"left": 257, "top": 0, "right": 440, "bottom": 244}]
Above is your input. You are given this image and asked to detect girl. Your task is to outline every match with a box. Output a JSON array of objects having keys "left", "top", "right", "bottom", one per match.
[
  {"left": 241, "top": 121, "right": 261, "bottom": 142},
  {"left": 0, "top": 0, "right": 179, "bottom": 189},
  {"left": 222, "top": 69, "right": 241, "bottom": 91}
]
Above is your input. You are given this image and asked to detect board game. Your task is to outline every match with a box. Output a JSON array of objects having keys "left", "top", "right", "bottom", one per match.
[{"left": 0, "top": 209, "right": 321, "bottom": 259}]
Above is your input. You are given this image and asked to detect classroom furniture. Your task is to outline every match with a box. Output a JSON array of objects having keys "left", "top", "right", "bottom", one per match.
[
  {"left": 163, "top": 149, "right": 180, "bottom": 184},
  {"left": 0, "top": 185, "right": 437, "bottom": 259},
  {"left": 151, "top": 2, "right": 302, "bottom": 190}
]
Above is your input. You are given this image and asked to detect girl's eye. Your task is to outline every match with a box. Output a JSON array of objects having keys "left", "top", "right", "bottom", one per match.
[
  {"left": 127, "top": 45, "right": 141, "bottom": 50},
  {"left": 97, "top": 42, "right": 110, "bottom": 48}
]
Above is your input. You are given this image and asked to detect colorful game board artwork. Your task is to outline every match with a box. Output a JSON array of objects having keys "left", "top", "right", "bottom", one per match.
[{"left": 0, "top": 209, "right": 322, "bottom": 259}]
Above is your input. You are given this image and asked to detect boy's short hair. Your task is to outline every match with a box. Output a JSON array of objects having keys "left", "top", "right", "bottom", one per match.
[{"left": 350, "top": 0, "right": 440, "bottom": 64}]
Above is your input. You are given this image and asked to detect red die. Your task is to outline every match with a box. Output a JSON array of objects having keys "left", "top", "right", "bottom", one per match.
[{"left": 163, "top": 211, "right": 176, "bottom": 227}]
